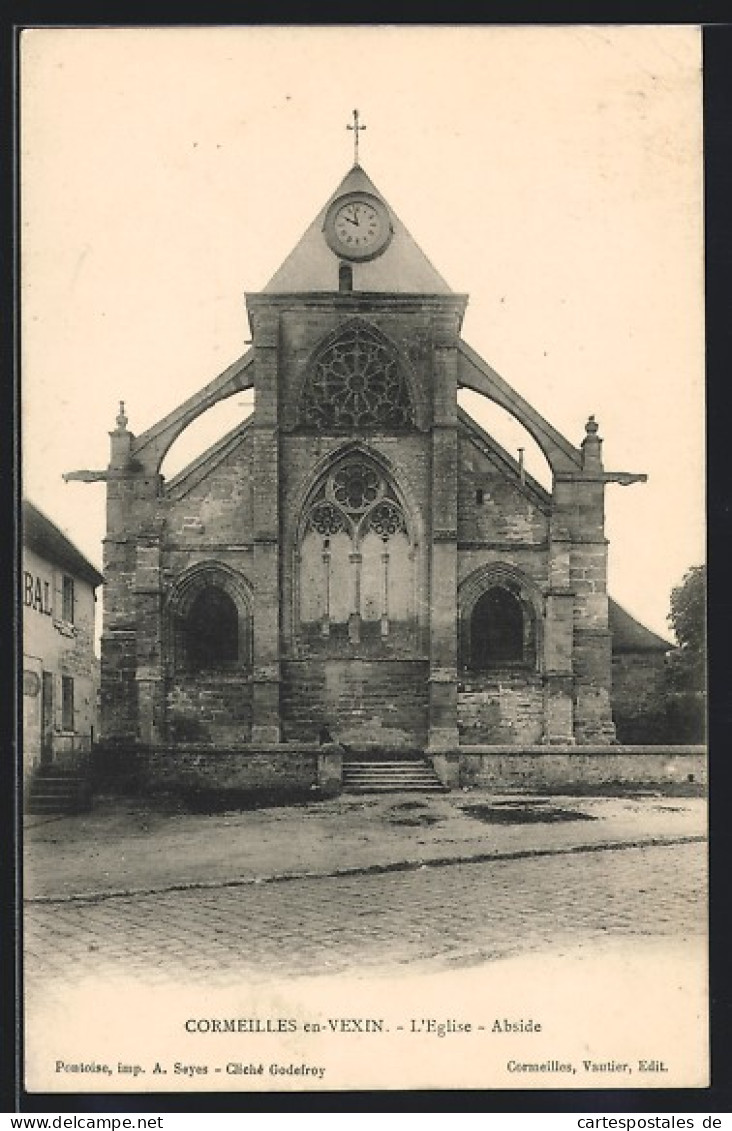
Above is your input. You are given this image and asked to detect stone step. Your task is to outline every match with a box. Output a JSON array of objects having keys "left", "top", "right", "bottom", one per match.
[
  {"left": 345, "top": 781, "right": 445, "bottom": 791},
  {"left": 347, "top": 785, "right": 445, "bottom": 794},
  {"left": 342, "top": 759, "right": 447, "bottom": 794},
  {"left": 28, "top": 798, "right": 88, "bottom": 814},
  {"left": 29, "top": 776, "right": 85, "bottom": 791},
  {"left": 344, "top": 764, "right": 433, "bottom": 771},
  {"left": 343, "top": 756, "right": 427, "bottom": 762},
  {"left": 351, "top": 776, "right": 443, "bottom": 782},
  {"left": 343, "top": 761, "right": 436, "bottom": 770},
  {"left": 344, "top": 768, "right": 438, "bottom": 778},
  {"left": 27, "top": 773, "right": 91, "bottom": 815},
  {"left": 31, "top": 766, "right": 84, "bottom": 777}
]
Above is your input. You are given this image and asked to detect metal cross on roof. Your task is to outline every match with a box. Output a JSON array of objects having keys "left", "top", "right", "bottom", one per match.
[{"left": 347, "top": 109, "right": 366, "bottom": 165}]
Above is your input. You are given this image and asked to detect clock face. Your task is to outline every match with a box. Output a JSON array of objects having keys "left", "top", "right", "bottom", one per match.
[{"left": 323, "top": 192, "right": 392, "bottom": 261}]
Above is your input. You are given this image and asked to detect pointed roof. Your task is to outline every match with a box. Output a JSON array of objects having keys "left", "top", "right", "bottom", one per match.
[
  {"left": 609, "top": 599, "right": 674, "bottom": 654},
  {"left": 263, "top": 164, "right": 452, "bottom": 295},
  {"left": 22, "top": 500, "right": 104, "bottom": 587}
]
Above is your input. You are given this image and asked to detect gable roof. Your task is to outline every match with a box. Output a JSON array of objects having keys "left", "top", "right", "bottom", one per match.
[
  {"left": 609, "top": 598, "right": 673, "bottom": 653},
  {"left": 22, "top": 500, "right": 103, "bottom": 588},
  {"left": 263, "top": 164, "right": 453, "bottom": 295}
]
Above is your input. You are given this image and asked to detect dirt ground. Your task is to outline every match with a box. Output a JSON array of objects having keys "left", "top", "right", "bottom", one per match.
[{"left": 23, "top": 787, "right": 707, "bottom": 901}]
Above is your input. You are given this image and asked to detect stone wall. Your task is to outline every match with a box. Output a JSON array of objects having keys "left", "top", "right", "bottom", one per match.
[
  {"left": 458, "top": 672, "right": 544, "bottom": 744},
  {"left": 278, "top": 303, "right": 436, "bottom": 433},
  {"left": 281, "top": 658, "right": 429, "bottom": 745},
  {"left": 100, "top": 533, "right": 138, "bottom": 741},
  {"left": 612, "top": 652, "right": 670, "bottom": 743},
  {"left": 144, "top": 747, "right": 318, "bottom": 794},
  {"left": 573, "top": 628, "right": 615, "bottom": 743},
  {"left": 457, "top": 433, "right": 548, "bottom": 546},
  {"left": 165, "top": 675, "right": 253, "bottom": 745},
  {"left": 164, "top": 432, "right": 254, "bottom": 539},
  {"left": 457, "top": 747, "right": 706, "bottom": 790},
  {"left": 100, "top": 630, "right": 137, "bottom": 742}
]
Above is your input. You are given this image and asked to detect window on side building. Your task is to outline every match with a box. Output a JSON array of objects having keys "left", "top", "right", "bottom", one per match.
[
  {"left": 62, "top": 575, "right": 75, "bottom": 623},
  {"left": 61, "top": 675, "right": 74, "bottom": 731}
]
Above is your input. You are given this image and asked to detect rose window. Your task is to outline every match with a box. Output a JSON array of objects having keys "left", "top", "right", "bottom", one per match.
[{"left": 299, "top": 324, "right": 414, "bottom": 431}]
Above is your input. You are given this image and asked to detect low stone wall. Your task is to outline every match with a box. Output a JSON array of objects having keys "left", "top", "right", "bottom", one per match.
[
  {"left": 143, "top": 745, "right": 320, "bottom": 795},
  {"left": 451, "top": 745, "right": 706, "bottom": 791},
  {"left": 96, "top": 741, "right": 706, "bottom": 800}
]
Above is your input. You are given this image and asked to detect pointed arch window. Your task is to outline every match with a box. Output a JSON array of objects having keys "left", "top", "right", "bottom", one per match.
[
  {"left": 167, "top": 564, "right": 253, "bottom": 674},
  {"left": 299, "top": 323, "right": 414, "bottom": 431},
  {"left": 298, "top": 455, "right": 414, "bottom": 645},
  {"left": 460, "top": 568, "right": 540, "bottom": 672},
  {"left": 185, "top": 587, "right": 239, "bottom": 671},
  {"left": 470, "top": 587, "right": 525, "bottom": 668}
]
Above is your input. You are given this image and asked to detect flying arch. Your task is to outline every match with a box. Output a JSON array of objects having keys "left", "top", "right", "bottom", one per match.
[{"left": 458, "top": 341, "right": 582, "bottom": 476}]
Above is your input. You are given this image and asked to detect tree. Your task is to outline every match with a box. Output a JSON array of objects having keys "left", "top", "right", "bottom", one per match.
[
  {"left": 666, "top": 564, "right": 706, "bottom": 742},
  {"left": 668, "top": 564, "right": 706, "bottom": 687}
]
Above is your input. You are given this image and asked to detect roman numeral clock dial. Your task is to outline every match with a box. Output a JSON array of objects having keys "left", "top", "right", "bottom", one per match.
[{"left": 323, "top": 191, "right": 393, "bottom": 262}]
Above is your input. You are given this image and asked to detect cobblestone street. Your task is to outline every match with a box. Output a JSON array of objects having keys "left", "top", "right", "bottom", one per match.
[{"left": 24, "top": 840, "right": 706, "bottom": 988}]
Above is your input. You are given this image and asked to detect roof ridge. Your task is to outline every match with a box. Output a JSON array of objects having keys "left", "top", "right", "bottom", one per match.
[{"left": 22, "top": 499, "right": 103, "bottom": 587}]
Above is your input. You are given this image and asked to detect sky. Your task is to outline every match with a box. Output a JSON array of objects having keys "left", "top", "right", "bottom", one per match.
[{"left": 20, "top": 25, "right": 704, "bottom": 640}]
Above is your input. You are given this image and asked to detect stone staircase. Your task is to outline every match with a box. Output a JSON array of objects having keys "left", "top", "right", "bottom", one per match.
[
  {"left": 26, "top": 766, "right": 92, "bottom": 815},
  {"left": 342, "top": 757, "right": 447, "bottom": 794}
]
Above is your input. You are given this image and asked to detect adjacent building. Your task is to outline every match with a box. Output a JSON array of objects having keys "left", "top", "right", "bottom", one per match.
[{"left": 21, "top": 500, "right": 103, "bottom": 789}]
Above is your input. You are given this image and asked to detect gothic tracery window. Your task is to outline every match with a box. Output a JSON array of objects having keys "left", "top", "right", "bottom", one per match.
[
  {"left": 309, "top": 502, "right": 345, "bottom": 536},
  {"left": 299, "top": 457, "right": 414, "bottom": 644},
  {"left": 299, "top": 324, "right": 414, "bottom": 431},
  {"left": 332, "top": 463, "right": 381, "bottom": 511},
  {"left": 367, "top": 501, "right": 406, "bottom": 539}
]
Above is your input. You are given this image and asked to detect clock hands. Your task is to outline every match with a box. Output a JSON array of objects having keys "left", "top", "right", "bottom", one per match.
[{"left": 325, "top": 193, "right": 390, "bottom": 259}]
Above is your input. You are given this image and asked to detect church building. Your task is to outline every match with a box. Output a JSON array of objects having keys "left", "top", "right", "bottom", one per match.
[{"left": 70, "top": 145, "right": 673, "bottom": 794}]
